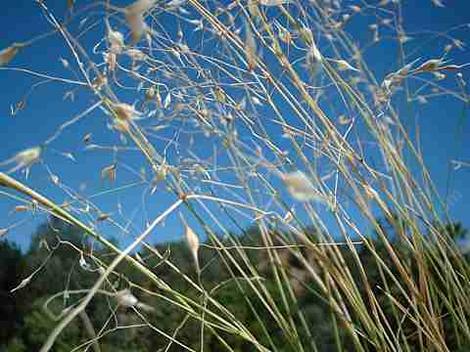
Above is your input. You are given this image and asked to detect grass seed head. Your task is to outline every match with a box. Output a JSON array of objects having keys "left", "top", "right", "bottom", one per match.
[
  {"left": 108, "top": 29, "right": 125, "bottom": 54},
  {"left": 282, "top": 171, "right": 320, "bottom": 202},
  {"left": 245, "top": 21, "right": 257, "bottom": 70},
  {"left": 184, "top": 223, "right": 200, "bottom": 272},
  {"left": 112, "top": 102, "right": 140, "bottom": 121},
  {"left": 115, "top": 289, "right": 139, "bottom": 307},
  {"left": 125, "top": 0, "right": 155, "bottom": 44},
  {"left": 14, "top": 146, "right": 42, "bottom": 168},
  {"left": 335, "top": 59, "right": 360, "bottom": 72},
  {"left": 306, "top": 40, "right": 323, "bottom": 76},
  {"left": 101, "top": 164, "right": 117, "bottom": 182},
  {"left": 259, "top": 0, "right": 290, "bottom": 6},
  {"left": 0, "top": 43, "right": 23, "bottom": 66}
]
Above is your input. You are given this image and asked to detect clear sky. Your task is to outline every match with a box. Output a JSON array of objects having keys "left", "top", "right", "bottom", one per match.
[{"left": 1, "top": 0, "right": 469, "bottom": 251}]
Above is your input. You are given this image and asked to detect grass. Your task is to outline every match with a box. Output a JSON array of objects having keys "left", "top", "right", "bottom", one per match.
[{"left": 0, "top": 0, "right": 469, "bottom": 351}]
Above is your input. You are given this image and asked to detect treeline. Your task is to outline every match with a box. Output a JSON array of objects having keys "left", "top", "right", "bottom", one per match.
[{"left": 0, "top": 218, "right": 468, "bottom": 351}]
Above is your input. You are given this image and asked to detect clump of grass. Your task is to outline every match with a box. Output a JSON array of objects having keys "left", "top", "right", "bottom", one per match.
[{"left": 0, "top": 0, "right": 469, "bottom": 351}]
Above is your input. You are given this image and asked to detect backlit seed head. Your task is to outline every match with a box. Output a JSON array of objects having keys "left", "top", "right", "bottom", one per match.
[
  {"left": 282, "top": 171, "right": 320, "bottom": 202},
  {"left": 415, "top": 59, "right": 443, "bottom": 72},
  {"left": 115, "top": 289, "right": 139, "bottom": 307},
  {"left": 184, "top": 223, "right": 200, "bottom": 272},
  {"left": 335, "top": 59, "right": 360, "bottom": 72},
  {"left": 14, "top": 146, "right": 42, "bottom": 168},
  {"left": 126, "top": 48, "right": 146, "bottom": 61},
  {"left": 259, "top": 0, "right": 290, "bottom": 5},
  {"left": 0, "top": 43, "right": 23, "bottom": 66},
  {"left": 125, "top": 0, "right": 155, "bottom": 44},
  {"left": 108, "top": 29, "right": 125, "bottom": 54},
  {"left": 104, "top": 52, "right": 117, "bottom": 72},
  {"left": 0, "top": 228, "right": 8, "bottom": 238},
  {"left": 112, "top": 103, "right": 140, "bottom": 121},
  {"left": 101, "top": 164, "right": 117, "bottom": 182}
]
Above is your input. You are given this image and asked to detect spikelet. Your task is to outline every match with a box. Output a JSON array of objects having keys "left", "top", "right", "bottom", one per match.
[
  {"left": 108, "top": 28, "right": 125, "bottom": 54},
  {"left": 50, "top": 174, "right": 60, "bottom": 185},
  {"left": 125, "top": 0, "right": 155, "bottom": 44},
  {"left": 0, "top": 43, "right": 23, "bottom": 66},
  {"left": 11, "top": 146, "right": 42, "bottom": 172},
  {"left": 381, "top": 62, "right": 414, "bottom": 91},
  {"left": 166, "top": 0, "right": 186, "bottom": 10},
  {"left": 306, "top": 39, "right": 322, "bottom": 77},
  {"left": 115, "top": 289, "right": 155, "bottom": 312},
  {"left": 431, "top": 0, "right": 445, "bottom": 7},
  {"left": 14, "top": 205, "right": 29, "bottom": 213},
  {"left": 92, "top": 73, "right": 108, "bottom": 90},
  {"left": 112, "top": 102, "right": 140, "bottom": 121},
  {"left": 275, "top": 22, "right": 292, "bottom": 44},
  {"left": 101, "top": 163, "right": 117, "bottom": 182},
  {"left": 0, "top": 228, "right": 8, "bottom": 238},
  {"left": 10, "top": 275, "right": 32, "bottom": 293},
  {"left": 96, "top": 213, "right": 110, "bottom": 222},
  {"left": 127, "top": 0, "right": 155, "bottom": 14},
  {"left": 369, "top": 24, "right": 379, "bottom": 43},
  {"left": 334, "top": 59, "right": 360, "bottom": 72},
  {"left": 83, "top": 133, "right": 92, "bottom": 144},
  {"left": 338, "top": 114, "right": 351, "bottom": 125},
  {"left": 115, "top": 289, "right": 139, "bottom": 307},
  {"left": 415, "top": 59, "right": 444, "bottom": 73},
  {"left": 245, "top": 21, "right": 257, "bottom": 70},
  {"left": 282, "top": 171, "right": 320, "bottom": 202},
  {"left": 104, "top": 52, "right": 117, "bottom": 72},
  {"left": 145, "top": 86, "right": 156, "bottom": 100},
  {"left": 259, "top": 0, "right": 290, "bottom": 6},
  {"left": 349, "top": 5, "right": 362, "bottom": 12},
  {"left": 282, "top": 208, "right": 295, "bottom": 224},
  {"left": 126, "top": 48, "right": 146, "bottom": 61},
  {"left": 182, "top": 219, "right": 200, "bottom": 273}
]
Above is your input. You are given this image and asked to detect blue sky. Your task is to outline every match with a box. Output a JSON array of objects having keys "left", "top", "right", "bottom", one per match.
[{"left": 1, "top": 0, "right": 469, "bottom": 250}]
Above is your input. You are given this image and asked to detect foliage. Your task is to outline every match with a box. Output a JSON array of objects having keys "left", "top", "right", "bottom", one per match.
[{"left": 1, "top": 219, "right": 469, "bottom": 351}]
